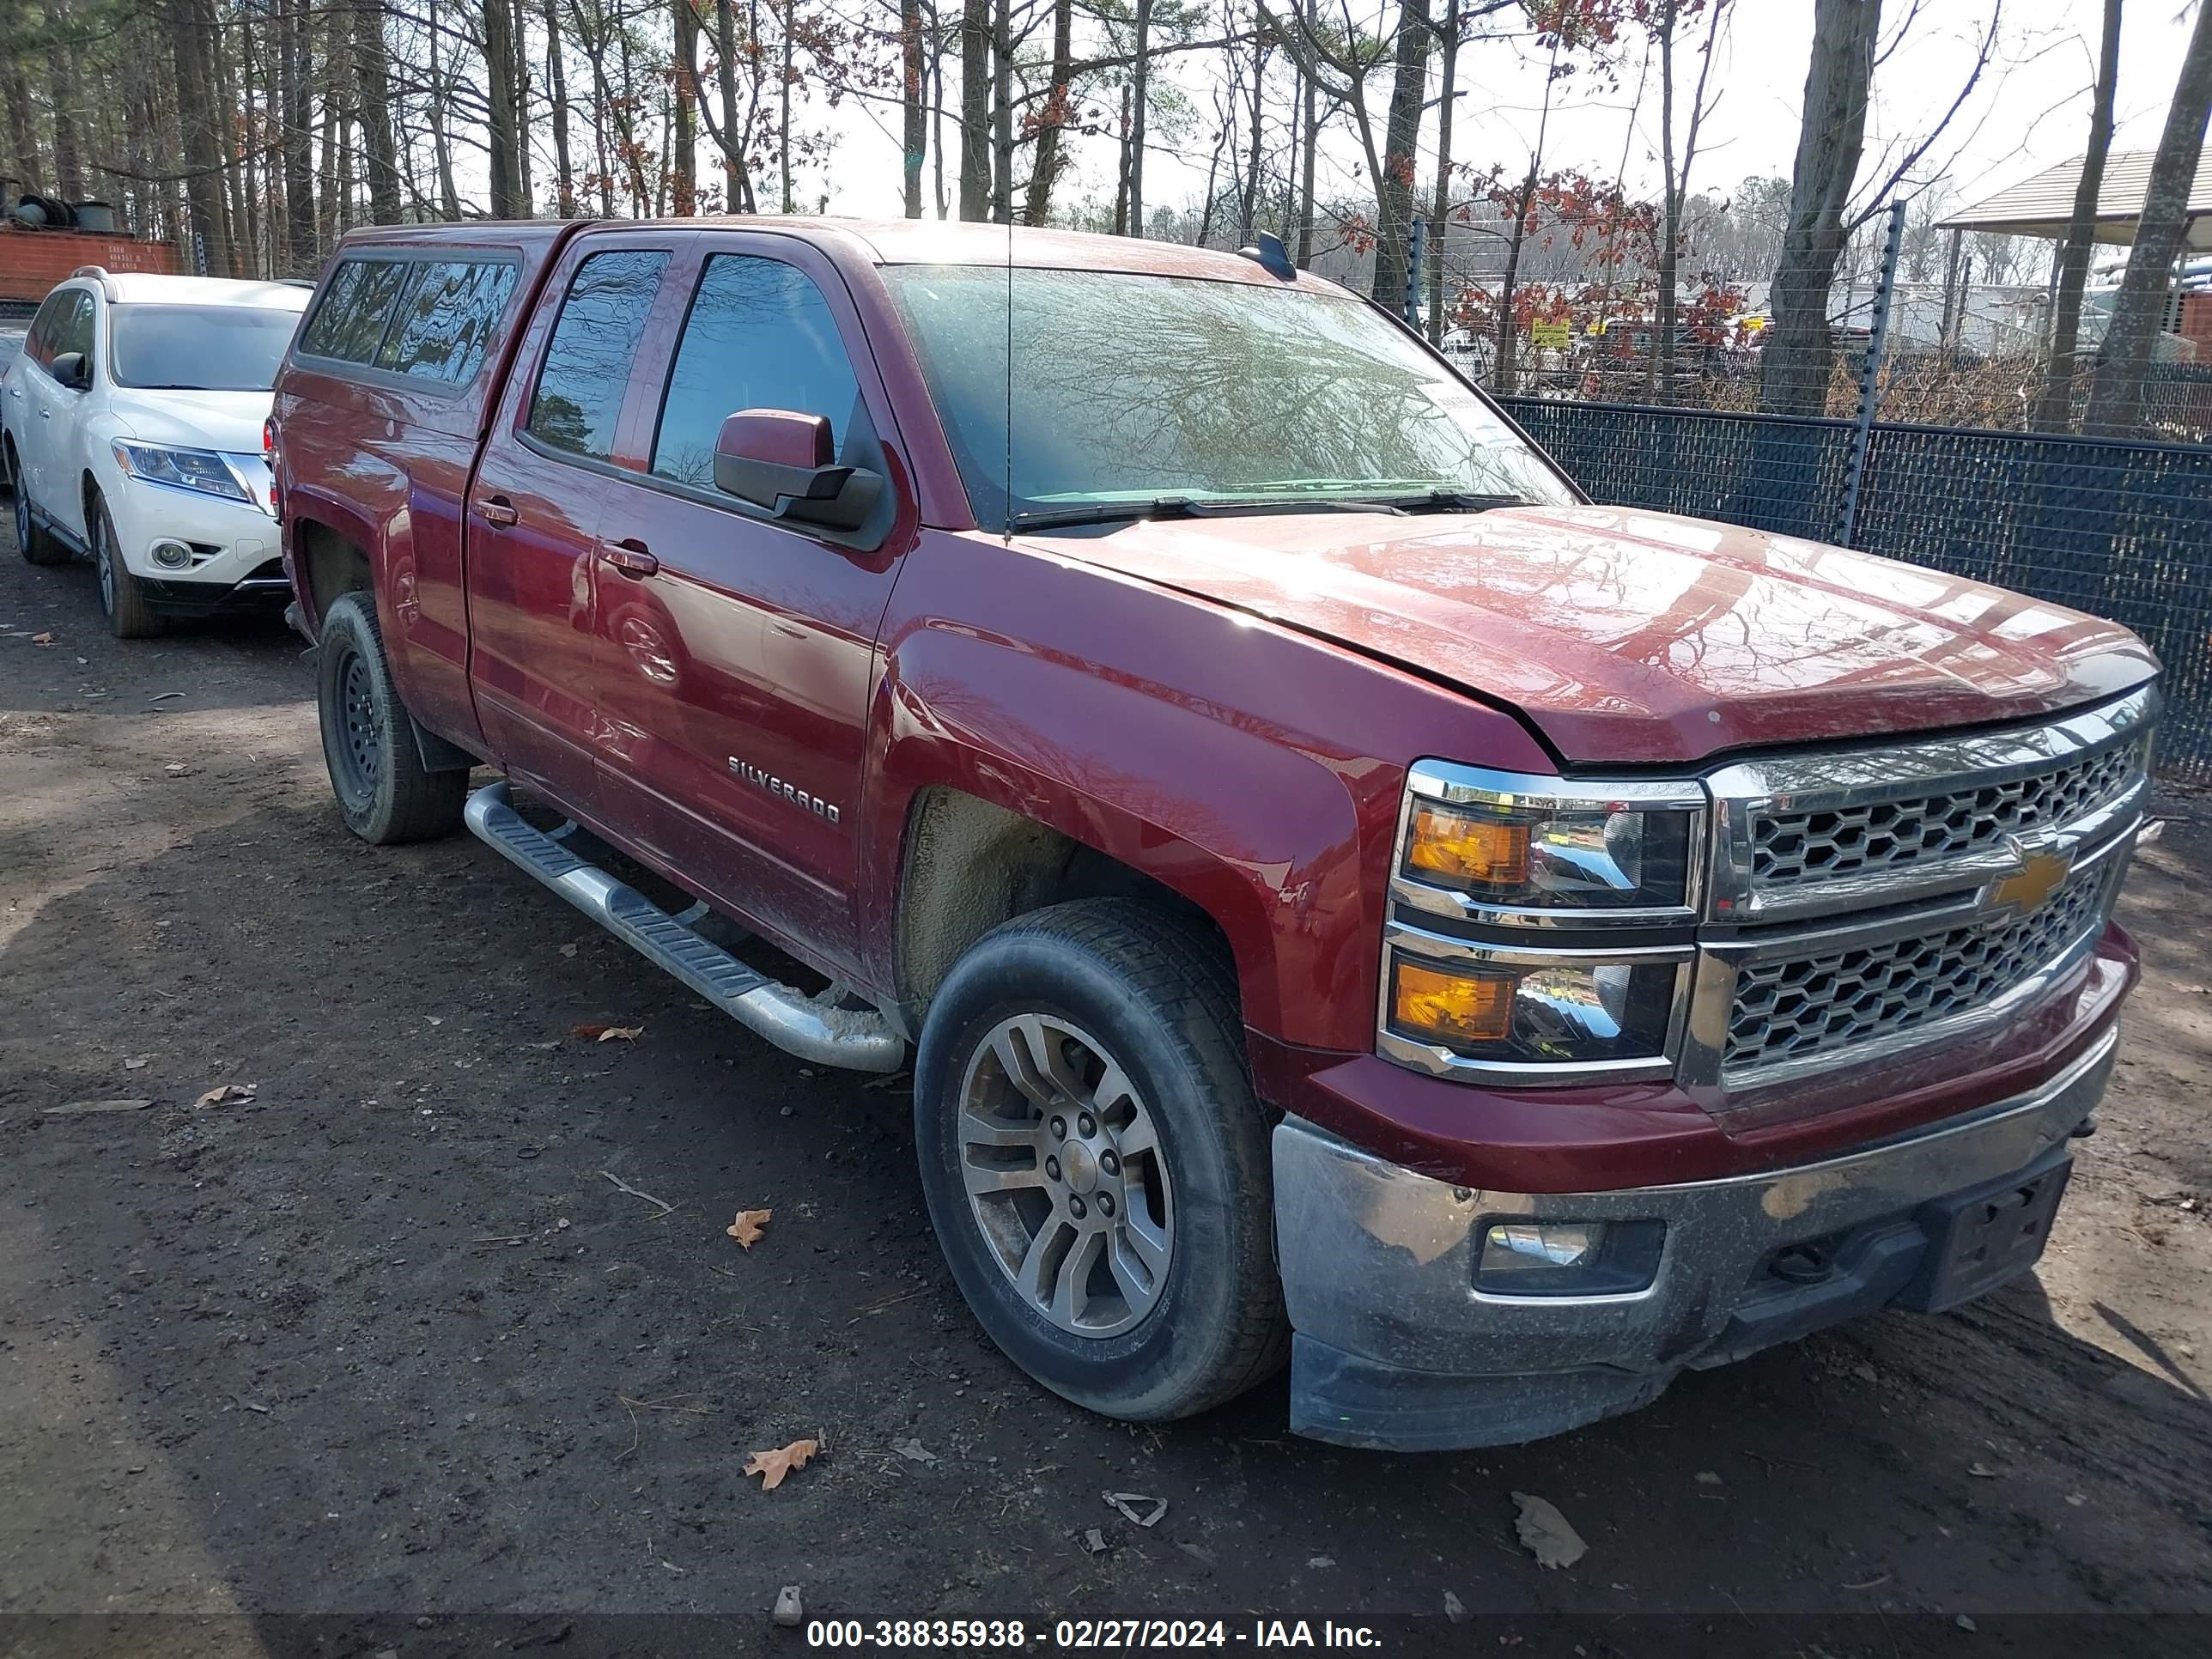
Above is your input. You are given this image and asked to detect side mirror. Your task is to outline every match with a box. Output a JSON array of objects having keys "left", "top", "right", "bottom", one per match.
[
  {"left": 713, "top": 409, "right": 883, "bottom": 533},
  {"left": 49, "top": 350, "right": 89, "bottom": 391}
]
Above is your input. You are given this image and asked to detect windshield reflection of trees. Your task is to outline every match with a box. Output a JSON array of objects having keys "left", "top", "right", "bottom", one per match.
[{"left": 895, "top": 271, "right": 1571, "bottom": 517}]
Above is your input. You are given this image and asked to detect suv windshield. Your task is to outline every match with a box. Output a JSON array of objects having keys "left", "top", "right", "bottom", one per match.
[
  {"left": 110, "top": 304, "right": 300, "bottom": 392},
  {"left": 881, "top": 266, "right": 1577, "bottom": 528}
]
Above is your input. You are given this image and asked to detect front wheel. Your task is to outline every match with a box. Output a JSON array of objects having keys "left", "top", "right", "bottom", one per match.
[
  {"left": 92, "top": 497, "right": 161, "bottom": 638},
  {"left": 914, "top": 899, "right": 1288, "bottom": 1423},
  {"left": 316, "top": 591, "right": 468, "bottom": 843}
]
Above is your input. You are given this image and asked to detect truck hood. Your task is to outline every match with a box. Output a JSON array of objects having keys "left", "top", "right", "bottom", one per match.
[
  {"left": 106, "top": 387, "right": 271, "bottom": 455},
  {"left": 1022, "top": 505, "right": 2159, "bottom": 767}
]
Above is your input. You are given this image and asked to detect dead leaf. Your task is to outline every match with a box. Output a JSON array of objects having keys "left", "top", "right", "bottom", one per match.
[
  {"left": 124, "top": 1057, "right": 149, "bottom": 1071},
  {"left": 892, "top": 1437, "right": 937, "bottom": 1465},
  {"left": 193, "top": 1082, "right": 258, "bottom": 1109},
  {"left": 1511, "top": 1492, "right": 1587, "bottom": 1570},
  {"left": 573, "top": 1024, "right": 643, "bottom": 1042},
  {"left": 726, "top": 1208, "right": 772, "bottom": 1249},
  {"left": 1966, "top": 1462, "right": 1999, "bottom": 1479},
  {"left": 30, "top": 631, "right": 54, "bottom": 645},
  {"left": 744, "top": 1437, "right": 817, "bottom": 1490}
]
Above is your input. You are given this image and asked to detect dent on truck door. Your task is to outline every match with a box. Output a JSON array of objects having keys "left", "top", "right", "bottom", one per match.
[
  {"left": 585, "top": 244, "right": 903, "bottom": 969},
  {"left": 465, "top": 242, "right": 672, "bottom": 805}
]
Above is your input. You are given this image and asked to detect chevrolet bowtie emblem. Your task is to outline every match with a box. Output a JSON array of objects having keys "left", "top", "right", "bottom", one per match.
[{"left": 1981, "top": 835, "right": 2075, "bottom": 922}]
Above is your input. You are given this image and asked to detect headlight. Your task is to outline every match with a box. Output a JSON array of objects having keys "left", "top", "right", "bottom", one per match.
[
  {"left": 111, "top": 441, "right": 252, "bottom": 503},
  {"left": 1381, "top": 763, "right": 1708, "bottom": 1083},
  {"left": 1386, "top": 949, "right": 1686, "bottom": 1066},
  {"left": 1402, "top": 793, "right": 1696, "bottom": 911}
]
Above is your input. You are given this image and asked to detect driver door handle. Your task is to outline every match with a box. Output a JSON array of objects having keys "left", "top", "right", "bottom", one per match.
[
  {"left": 472, "top": 495, "right": 519, "bottom": 527},
  {"left": 598, "top": 538, "right": 659, "bottom": 579}
]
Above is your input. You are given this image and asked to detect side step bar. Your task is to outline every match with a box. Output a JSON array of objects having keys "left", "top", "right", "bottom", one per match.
[{"left": 464, "top": 781, "right": 906, "bottom": 1073}]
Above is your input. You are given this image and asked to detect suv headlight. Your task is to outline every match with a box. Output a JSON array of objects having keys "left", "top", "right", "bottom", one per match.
[
  {"left": 112, "top": 441, "right": 252, "bottom": 503},
  {"left": 1380, "top": 763, "right": 1707, "bottom": 1084}
]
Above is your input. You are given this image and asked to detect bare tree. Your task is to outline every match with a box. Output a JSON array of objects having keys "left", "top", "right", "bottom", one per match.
[
  {"left": 2086, "top": 0, "right": 2212, "bottom": 435},
  {"left": 2034, "top": 0, "right": 2121, "bottom": 430},
  {"left": 1645, "top": 0, "right": 1729, "bottom": 399}
]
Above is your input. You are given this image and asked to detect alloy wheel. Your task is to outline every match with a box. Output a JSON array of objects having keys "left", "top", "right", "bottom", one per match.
[{"left": 956, "top": 1012, "right": 1174, "bottom": 1337}]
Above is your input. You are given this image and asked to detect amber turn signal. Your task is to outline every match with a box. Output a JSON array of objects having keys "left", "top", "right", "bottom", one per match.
[
  {"left": 1391, "top": 959, "right": 1515, "bottom": 1046},
  {"left": 1406, "top": 804, "right": 1529, "bottom": 887}
]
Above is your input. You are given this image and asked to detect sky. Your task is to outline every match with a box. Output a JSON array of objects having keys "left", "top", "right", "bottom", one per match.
[{"left": 805, "top": 0, "right": 2207, "bottom": 232}]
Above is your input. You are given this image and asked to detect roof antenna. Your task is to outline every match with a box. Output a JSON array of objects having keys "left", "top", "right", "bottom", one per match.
[{"left": 1238, "top": 231, "right": 1296, "bottom": 282}]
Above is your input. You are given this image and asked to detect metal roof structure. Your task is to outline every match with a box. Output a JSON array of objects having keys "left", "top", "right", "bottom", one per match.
[{"left": 1936, "top": 149, "right": 2212, "bottom": 247}]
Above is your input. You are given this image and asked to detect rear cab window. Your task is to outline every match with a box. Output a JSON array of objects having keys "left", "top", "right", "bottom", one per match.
[
  {"left": 524, "top": 249, "right": 670, "bottom": 463},
  {"left": 298, "top": 253, "right": 518, "bottom": 390}
]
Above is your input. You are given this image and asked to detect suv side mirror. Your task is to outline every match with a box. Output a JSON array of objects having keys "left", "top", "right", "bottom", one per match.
[
  {"left": 49, "top": 349, "right": 89, "bottom": 391},
  {"left": 713, "top": 409, "right": 883, "bottom": 533}
]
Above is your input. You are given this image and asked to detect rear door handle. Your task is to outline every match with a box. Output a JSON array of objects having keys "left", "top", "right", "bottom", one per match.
[
  {"left": 472, "top": 495, "right": 519, "bottom": 527},
  {"left": 598, "top": 539, "right": 659, "bottom": 579}
]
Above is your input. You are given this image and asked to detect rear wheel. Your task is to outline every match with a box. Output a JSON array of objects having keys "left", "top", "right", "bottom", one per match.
[
  {"left": 316, "top": 591, "right": 468, "bottom": 843},
  {"left": 914, "top": 900, "right": 1287, "bottom": 1423},
  {"left": 9, "top": 447, "right": 65, "bottom": 566},
  {"left": 92, "top": 497, "right": 161, "bottom": 638}
]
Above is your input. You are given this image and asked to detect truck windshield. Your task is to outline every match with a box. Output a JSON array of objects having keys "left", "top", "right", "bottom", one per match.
[
  {"left": 880, "top": 265, "right": 1577, "bottom": 529},
  {"left": 110, "top": 304, "right": 300, "bottom": 392}
]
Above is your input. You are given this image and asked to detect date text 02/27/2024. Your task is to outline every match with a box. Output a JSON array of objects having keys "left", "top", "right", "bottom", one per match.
[{"left": 805, "top": 1620, "right": 1385, "bottom": 1649}]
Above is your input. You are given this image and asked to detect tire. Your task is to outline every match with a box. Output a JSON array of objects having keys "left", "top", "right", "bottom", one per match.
[
  {"left": 91, "top": 496, "right": 162, "bottom": 638},
  {"left": 914, "top": 899, "right": 1288, "bottom": 1423},
  {"left": 316, "top": 590, "right": 468, "bottom": 843},
  {"left": 9, "top": 447, "right": 67, "bottom": 566}
]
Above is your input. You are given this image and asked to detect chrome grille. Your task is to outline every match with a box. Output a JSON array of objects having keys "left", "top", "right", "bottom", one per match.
[
  {"left": 1723, "top": 862, "right": 2111, "bottom": 1074},
  {"left": 1749, "top": 736, "right": 2145, "bottom": 890}
]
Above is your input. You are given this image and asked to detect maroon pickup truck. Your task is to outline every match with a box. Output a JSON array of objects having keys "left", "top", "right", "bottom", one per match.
[{"left": 271, "top": 218, "right": 2161, "bottom": 1452}]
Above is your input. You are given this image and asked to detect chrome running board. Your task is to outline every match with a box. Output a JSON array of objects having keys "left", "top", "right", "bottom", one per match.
[{"left": 464, "top": 781, "right": 905, "bottom": 1073}]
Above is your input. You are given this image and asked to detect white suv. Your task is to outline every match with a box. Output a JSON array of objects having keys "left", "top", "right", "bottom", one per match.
[{"left": 2, "top": 269, "right": 309, "bottom": 637}]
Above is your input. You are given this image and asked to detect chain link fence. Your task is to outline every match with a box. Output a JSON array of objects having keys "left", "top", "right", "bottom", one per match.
[{"left": 1500, "top": 397, "right": 2212, "bottom": 782}]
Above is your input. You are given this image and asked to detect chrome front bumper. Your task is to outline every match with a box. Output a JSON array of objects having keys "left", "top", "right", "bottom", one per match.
[{"left": 1273, "top": 1027, "right": 2118, "bottom": 1450}]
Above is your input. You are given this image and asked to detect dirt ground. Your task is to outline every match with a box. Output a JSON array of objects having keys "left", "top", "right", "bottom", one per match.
[{"left": 2, "top": 509, "right": 2209, "bottom": 1659}]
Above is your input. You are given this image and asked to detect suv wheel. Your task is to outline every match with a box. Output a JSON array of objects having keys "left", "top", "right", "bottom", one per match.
[
  {"left": 316, "top": 591, "right": 469, "bottom": 843},
  {"left": 914, "top": 900, "right": 1288, "bottom": 1422},
  {"left": 92, "top": 497, "right": 161, "bottom": 638},
  {"left": 10, "top": 451, "right": 65, "bottom": 566}
]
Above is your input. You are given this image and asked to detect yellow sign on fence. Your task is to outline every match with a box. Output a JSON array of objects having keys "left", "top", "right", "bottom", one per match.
[{"left": 1529, "top": 319, "right": 1572, "bottom": 349}]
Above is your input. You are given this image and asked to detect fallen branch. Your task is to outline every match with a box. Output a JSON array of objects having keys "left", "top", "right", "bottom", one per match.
[{"left": 601, "top": 1170, "right": 676, "bottom": 1216}]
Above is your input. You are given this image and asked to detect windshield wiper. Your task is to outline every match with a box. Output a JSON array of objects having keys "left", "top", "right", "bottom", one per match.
[
  {"left": 1010, "top": 495, "right": 1406, "bottom": 532},
  {"left": 1388, "top": 490, "right": 1538, "bottom": 514}
]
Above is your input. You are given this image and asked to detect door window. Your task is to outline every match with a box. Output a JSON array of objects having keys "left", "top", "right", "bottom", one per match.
[
  {"left": 650, "top": 255, "right": 861, "bottom": 489},
  {"left": 52, "top": 291, "right": 94, "bottom": 362},
  {"left": 375, "top": 260, "right": 520, "bottom": 386},
  {"left": 526, "top": 249, "right": 669, "bottom": 463}
]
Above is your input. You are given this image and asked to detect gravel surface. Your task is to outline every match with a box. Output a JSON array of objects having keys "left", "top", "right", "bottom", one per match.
[{"left": 2, "top": 511, "right": 2207, "bottom": 1656}]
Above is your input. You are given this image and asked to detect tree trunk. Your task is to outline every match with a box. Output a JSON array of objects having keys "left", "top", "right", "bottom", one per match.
[
  {"left": 1295, "top": 29, "right": 1316, "bottom": 268},
  {"left": 1370, "top": 0, "right": 1431, "bottom": 317},
  {"left": 957, "top": 0, "right": 989, "bottom": 219},
  {"left": 483, "top": 0, "right": 521, "bottom": 216},
  {"left": 171, "top": 0, "right": 235, "bottom": 276},
  {"left": 901, "top": 0, "right": 926, "bottom": 216},
  {"left": 1760, "top": 0, "right": 1881, "bottom": 416},
  {"left": 279, "top": 0, "right": 315, "bottom": 267},
  {"left": 356, "top": 1, "right": 402, "bottom": 225},
  {"left": 990, "top": 0, "right": 1012, "bottom": 222},
  {"left": 544, "top": 0, "right": 575, "bottom": 216},
  {"left": 1113, "top": 84, "right": 1130, "bottom": 234},
  {"left": 1022, "top": 0, "right": 1073, "bottom": 225},
  {"left": 779, "top": 0, "right": 794, "bottom": 212},
  {"left": 1238, "top": 37, "right": 1268, "bottom": 242},
  {"left": 2036, "top": 0, "right": 2121, "bottom": 431},
  {"left": 1493, "top": 172, "right": 1534, "bottom": 392},
  {"left": 710, "top": 0, "right": 752, "bottom": 212},
  {"left": 1, "top": 1, "right": 40, "bottom": 195},
  {"left": 211, "top": 12, "right": 252, "bottom": 269},
  {"left": 931, "top": 18, "right": 946, "bottom": 218},
  {"left": 2085, "top": 0, "right": 2212, "bottom": 435},
  {"left": 1126, "top": 0, "right": 1152, "bottom": 236},
  {"left": 1425, "top": 9, "right": 1458, "bottom": 343},
  {"left": 672, "top": 0, "right": 697, "bottom": 214},
  {"left": 46, "top": 0, "right": 87, "bottom": 200},
  {"left": 426, "top": 0, "right": 461, "bottom": 219}
]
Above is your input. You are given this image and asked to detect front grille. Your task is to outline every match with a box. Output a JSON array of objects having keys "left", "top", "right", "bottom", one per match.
[
  {"left": 1724, "top": 861, "right": 2111, "bottom": 1074},
  {"left": 1750, "top": 736, "right": 2145, "bottom": 890}
]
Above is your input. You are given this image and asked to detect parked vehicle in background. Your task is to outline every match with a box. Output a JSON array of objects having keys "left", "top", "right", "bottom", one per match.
[
  {"left": 2, "top": 270, "right": 307, "bottom": 636},
  {"left": 0, "top": 301, "right": 29, "bottom": 380},
  {"left": 272, "top": 218, "right": 2161, "bottom": 1452}
]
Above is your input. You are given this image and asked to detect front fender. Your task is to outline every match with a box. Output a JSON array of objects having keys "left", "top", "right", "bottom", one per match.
[{"left": 861, "top": 533, "right": 1555, "bottom": 1053}]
